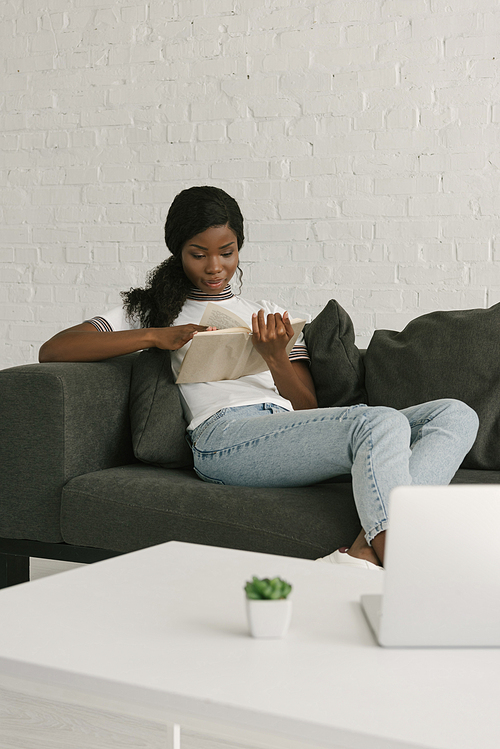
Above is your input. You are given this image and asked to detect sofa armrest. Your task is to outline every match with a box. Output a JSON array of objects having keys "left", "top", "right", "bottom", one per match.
[{"left": 0, "top": 355, "right": 136, "bottom": 542}]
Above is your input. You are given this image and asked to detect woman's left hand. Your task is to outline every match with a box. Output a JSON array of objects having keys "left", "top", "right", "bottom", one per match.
[
  {"left": 251, "top": 309, "right": 294, "bottom": 362},
  {"left": 251, "top": 309, "right": 317, "bottom": 410}
]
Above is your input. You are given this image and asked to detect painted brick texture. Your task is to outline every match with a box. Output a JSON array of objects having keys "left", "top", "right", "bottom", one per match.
[{"left": 1, "top": 0, "right": 500, "bottom": 367}]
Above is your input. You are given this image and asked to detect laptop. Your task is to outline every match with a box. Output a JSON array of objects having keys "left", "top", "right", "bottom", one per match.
[{"left": 360, "top": 484, "right": 500, "bottom": 647}]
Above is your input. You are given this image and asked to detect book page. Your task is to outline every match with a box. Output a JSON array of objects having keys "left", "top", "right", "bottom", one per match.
[{"left": 199, "top": 302, "right": 249, "bottom": 331}]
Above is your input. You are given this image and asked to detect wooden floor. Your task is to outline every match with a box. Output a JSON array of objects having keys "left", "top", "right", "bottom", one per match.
[{"left": 0, "top": 559, "right": 261, "bottom": 749}]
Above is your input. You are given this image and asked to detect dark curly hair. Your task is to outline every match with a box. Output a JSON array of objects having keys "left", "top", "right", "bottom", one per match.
[{"left": 121, "top": 186, "right": 245, "bottom": 328}]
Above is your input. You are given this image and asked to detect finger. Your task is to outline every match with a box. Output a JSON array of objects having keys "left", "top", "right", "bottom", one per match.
[
  {"left": 273, "top": 312, "right": 286, "bottom": 333},
  {"left": 282, "top": 311, "right": 294, "bottom": 337},
  {"left": 251, "top": 312, "right": 260, "bottom": 339},
  {"left": 257, "top": 308, "right": 268, "bottom": 336},
  {"left": 273, "top": 313, "right": 290, "bottom": 339},
  {"left": 266, "top": 313, "right": 277, "bottom": 335}
]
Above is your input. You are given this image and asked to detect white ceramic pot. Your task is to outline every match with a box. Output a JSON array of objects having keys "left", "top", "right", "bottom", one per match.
[{"left": 246, "top": 598, "right": 292, "bottom": 638}]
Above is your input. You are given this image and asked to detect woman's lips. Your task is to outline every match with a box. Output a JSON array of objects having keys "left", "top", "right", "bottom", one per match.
[{"left": 204, "top": 279, "right": 224, "bottom": 287}]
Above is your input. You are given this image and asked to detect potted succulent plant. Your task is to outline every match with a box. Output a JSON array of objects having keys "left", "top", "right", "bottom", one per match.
[{"left": 244, "top": 576, "right": 293, "bottom": 638}]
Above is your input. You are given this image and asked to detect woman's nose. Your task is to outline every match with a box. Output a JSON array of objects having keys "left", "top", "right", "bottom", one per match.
[{"left": 206, "top": 256, "right": 222, "bottom": 273}]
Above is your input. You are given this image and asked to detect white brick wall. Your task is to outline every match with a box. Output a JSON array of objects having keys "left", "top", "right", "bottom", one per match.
[{"left": 1, "top": 0, "right": 500, "bottom": 367}]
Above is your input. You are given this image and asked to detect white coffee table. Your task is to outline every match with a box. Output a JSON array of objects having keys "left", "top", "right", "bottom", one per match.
[{"left": 0, "top": 541, "right": 498, "bottom": 749}]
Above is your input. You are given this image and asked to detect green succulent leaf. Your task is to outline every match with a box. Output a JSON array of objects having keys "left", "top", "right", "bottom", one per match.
[{"left": 244, "top": 575, "right": 292, "bottom": 600}]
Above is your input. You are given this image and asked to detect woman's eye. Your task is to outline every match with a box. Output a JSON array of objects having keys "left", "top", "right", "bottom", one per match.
[{"left": 222, "top": 252, "right": 233, "bottom": 257}]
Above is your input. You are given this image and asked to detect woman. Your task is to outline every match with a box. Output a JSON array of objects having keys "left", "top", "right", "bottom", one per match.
[{"left": 40, "top": 186, "right": 479, "bottom": 569}]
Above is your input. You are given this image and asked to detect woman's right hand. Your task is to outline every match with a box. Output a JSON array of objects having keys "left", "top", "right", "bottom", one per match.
[
  {"left": 39, "top": 322, "right": 217, "bottom": 362},
  {"left": 153, "top": 324, "right": 212, "bottom": 350}
]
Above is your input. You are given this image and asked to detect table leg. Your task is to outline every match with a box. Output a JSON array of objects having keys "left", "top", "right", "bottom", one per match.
[{"left": 165, "top": 722, "right": 181, "bottom": 749}]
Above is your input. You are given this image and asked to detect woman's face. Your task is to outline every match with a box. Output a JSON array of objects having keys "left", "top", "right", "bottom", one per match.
[{"left": 181, "top": 224, "right": 239, "bottom": 295}]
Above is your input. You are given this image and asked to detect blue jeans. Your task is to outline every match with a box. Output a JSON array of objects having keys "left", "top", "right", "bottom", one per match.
[{"left": 188, "top": 400, "right": 479, "bottom": 544}]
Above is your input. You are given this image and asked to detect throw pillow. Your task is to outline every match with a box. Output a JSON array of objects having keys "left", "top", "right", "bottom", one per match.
[
  {"left": 129, "top": 348, "right": 193, "bottom": 469},
  {"left": 364, "top": 304, "right": 500, "bottom": 470},
  {"left": 303, "top": 300, "right": 367, "bottom": 408}
]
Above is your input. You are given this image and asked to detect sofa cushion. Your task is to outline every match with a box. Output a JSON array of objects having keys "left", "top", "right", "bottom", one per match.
[
  {"left": 304, "top": 299, "right": 367, "bottom": 408},
  {"left": 129, "top": 348, "right": 193, "bottom": 469},
  {"left": 364, "top": 304, "right": 500, "bottom": 470},
  {"left": 61, "top": 464, "right": 361, "bottom": 558}
]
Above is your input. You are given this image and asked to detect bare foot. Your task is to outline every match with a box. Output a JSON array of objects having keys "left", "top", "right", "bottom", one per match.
[{"left": 344, "top": 529, "right": 382, "bottom": 567}]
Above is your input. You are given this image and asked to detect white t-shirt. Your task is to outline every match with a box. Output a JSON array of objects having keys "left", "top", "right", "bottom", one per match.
[{"left": 87, "top": 288, "right": 309, "bottom": 431}]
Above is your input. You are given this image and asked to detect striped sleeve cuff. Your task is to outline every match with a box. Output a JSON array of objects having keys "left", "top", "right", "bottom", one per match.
[
  {"left": 84, "top": 316, "right": 113, "bottom": 332},
  {"left": 289, "top": 344, "right": 310, "bottom": 364}
]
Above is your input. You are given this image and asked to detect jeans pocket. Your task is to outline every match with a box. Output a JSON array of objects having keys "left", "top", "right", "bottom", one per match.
[
  {"left": 189, "top": 408, "right": 227, "bottom": 447},
  {"left": 193, "top": 466, "right": 226, "bottom": 485}
]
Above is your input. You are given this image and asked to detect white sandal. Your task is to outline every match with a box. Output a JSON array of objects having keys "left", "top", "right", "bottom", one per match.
[{"left": 315, "top": 548, "right": 383, "bottom": 570}]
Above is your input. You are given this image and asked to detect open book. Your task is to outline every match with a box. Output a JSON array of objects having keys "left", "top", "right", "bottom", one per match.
[{"left": 176, "top": 302, "right": 306, "bottom": 384}]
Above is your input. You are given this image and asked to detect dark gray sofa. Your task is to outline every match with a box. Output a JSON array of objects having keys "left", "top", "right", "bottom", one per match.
[
  {"left": 2, "top": 300, "right": 499, "bottom": 588},
  {"left": 0, "top": 354, "right": 365, "bottom": 587}
]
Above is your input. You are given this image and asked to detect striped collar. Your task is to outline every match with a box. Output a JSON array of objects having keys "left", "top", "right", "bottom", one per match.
[{"left": 187, "top": 285, "right": 234, "bottom": 302}]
